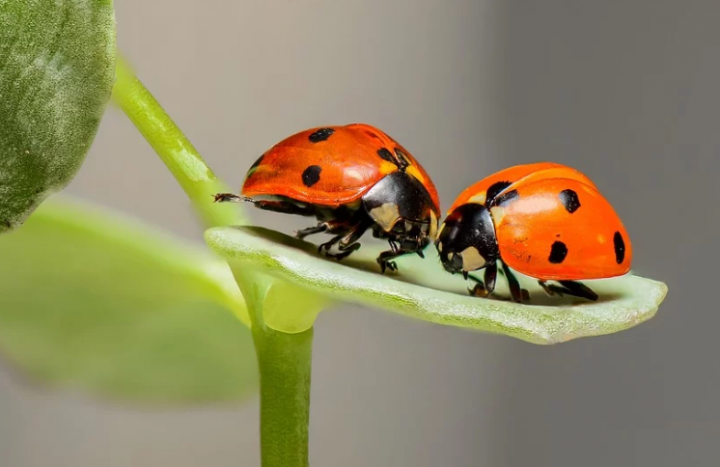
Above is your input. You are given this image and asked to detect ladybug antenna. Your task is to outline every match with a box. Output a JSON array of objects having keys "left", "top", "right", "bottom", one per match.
[{"left": 213, "top": 193, "right": 254, "bottom": 204}]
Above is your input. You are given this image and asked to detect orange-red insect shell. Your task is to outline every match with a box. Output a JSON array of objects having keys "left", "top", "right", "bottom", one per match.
[
  {"left": 242, "top": 123, "right": 439, "bottom": 210},
  {"left": 436, "top": 162, "right": 632, "bottom": 301}
]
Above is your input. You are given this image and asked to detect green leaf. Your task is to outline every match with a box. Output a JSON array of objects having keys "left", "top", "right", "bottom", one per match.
[
  {"left": 0, "top": 196, "right": 257, "bottom": 404},
  {"left": 0, "top": 0, "right": 116, "bottom": 233},
  {"left": 230, "top": 267, "right": 331, "bottom": 335},
  {"left": 205, "top": 226, "right": 668, "bottom": 345}
]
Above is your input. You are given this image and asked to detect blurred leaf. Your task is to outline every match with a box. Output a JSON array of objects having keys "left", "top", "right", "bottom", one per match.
[
  {"left": 206, "top": 226, "right": 668, "bottom": 345},
  {"left": 0, "top": 196, "right": 257, "bottom": 405},
  {"left": 0, "top": 0, "right": 116, "bottom": 233}
]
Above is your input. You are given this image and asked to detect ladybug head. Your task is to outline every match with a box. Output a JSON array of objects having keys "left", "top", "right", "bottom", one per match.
[
  {"left": 436, "top": 203, "right": 499, "bottom": 274},
  {"left": 362, "top": 171, "right": 440, "bottom": 253}
]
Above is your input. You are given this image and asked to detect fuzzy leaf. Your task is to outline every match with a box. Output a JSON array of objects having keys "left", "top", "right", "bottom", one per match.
[
  {"left": 0, "top": 196, "right": 257, "bottom": 404},
  {"left": 0, "top": 0, "right": 116, "bottom": 233},
  {"left": 205, "top": 226, "right": 667, "bottom": 345}
]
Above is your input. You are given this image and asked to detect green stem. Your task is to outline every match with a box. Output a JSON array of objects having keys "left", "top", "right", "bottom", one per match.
[
  {"left": 111, "top": 55, "right": 244, "bottom": 228},
  {"left": 236, "top": 271, "right": 313, "bottom": 467},
  {"left": 113, "top": 54, "right": 313, "bottom": 466},
  {"left": 254, "top": 325, "right": 313, "bottom": 467}
]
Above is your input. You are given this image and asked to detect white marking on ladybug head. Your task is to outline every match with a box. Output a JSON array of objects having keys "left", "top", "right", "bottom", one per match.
[
  {"left": 370, "top": 203, "right": 401, "bottom": 232},
  {"left": 459, "top": 246, "right": 486, "bottom": 271}
]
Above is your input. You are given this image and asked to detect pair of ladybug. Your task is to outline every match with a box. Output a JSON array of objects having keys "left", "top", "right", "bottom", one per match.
[{"left": 215, "top": 124, "right": 632, "bottom": 303}]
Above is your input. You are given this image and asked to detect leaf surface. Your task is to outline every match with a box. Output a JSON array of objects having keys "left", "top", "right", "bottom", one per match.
[
  {"left": 0, "top": 0, "right": 116, "bottom": 232},
  {"left": 206, "top": 226, "right": 667, "bottom": 345}
]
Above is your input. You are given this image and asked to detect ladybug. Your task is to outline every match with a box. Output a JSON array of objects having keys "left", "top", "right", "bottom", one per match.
[
  {"left": 214, "top": 123, "right": 441, "bottom": 273},
  {"left": 435, "top": 162, "right": 632, "bottom": 303}
]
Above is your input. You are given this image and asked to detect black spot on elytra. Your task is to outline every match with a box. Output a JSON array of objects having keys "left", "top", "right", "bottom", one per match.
[
  {"left": 377, "top": 147, "right": 396, "bottom": 164},
  {"left": 494, "top": 189, "right": 519, "bottom": 206},
  {"left": 308, "top": 128, "right": 335, "bottom": 143},
  {"left": 485, "top": 181, "right": 512, "bottom": 206},
  {"left": 559, "top": 189, "right": 581, "bottom": 213},
  {"left": 302, "top": 165, "right": 322, "bottom": 187},
  {"left": 548, "top": 241, "right": 568, "bottom": 264},
  {"left": 613, "top": 231, "right": 626, "bottom": 264}
]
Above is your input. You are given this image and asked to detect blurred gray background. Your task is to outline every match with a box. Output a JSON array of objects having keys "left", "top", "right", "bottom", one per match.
[{"left": 0, "top": 0, "right": 716, "bottom": 465}]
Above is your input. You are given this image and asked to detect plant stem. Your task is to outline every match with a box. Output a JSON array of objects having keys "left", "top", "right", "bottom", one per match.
[
  {"left": 235, "top": 271, "right": 314, "bottom": 467},
  {"left": 253, "top": 324, "right": 313, "bottom": 467},
  {"left": 113, "top": 54, "right": 314, "bottom": 465},
  {"left": 111, "top": 55, "right": 244, "bottom": 228}
]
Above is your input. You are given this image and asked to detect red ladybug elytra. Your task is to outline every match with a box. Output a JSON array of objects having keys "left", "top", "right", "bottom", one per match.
[
  {"left": 435, "top": 162, "right": 632, "bottom": 303},
  {"left": 214, "top": 123, "right": 440, "bottom": 273}
]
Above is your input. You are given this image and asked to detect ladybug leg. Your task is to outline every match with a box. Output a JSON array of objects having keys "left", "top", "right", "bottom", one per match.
[
  {"left": 300, "top": 218, "right": 358, "bottom": 240},
  {"left": 559, "top": 281, "right": 598, "bottom": 301},
  {"left": 318, "top": 233, "right": 346, "bottom": 254},
  {"left": 388, "top": 239, "right": 400, "bottom": 253},
  {"left": 377, "top": 251, "right": 398, "bottom": 273},
  {"left": 466, "top": 263, "right": 497, "bottom": 298},
  {"left": 538, "top": 280, "right": 598, "bottom": 302},
  {"left": 538, "top": 280, "right": 556, "bottom": 296},
  {"left": 377, "top": 238, "right": 425, "bottom": 272},
  {"left": 376, "top": 231, "right": 432, "bottom": 273},
  {"left": 296, "top": 223, "right": 329, "bottom": 240},
  {"left": 332, "top": 243, "right": 362, "bottom": 261},
  {"left": 319, "top": 219, "right": 372, "bottom": 261},
  {"left": 318, "top": 233, "right": 358, "bottom": 260},
  {"left": 466, "top": 275, "right": 488, "bottom": 298},
  {"left": 380, "top": 237, "right": 421, "bottom": 273},
  {"left": 500, "top": 261, "right": 524, "bottom": 303},
  {"left": 377, "top": 242, "right": 409, "bottom": 273},
  {"left": 331, "top": 221, "right": 372, "bottom": 261},
  {"left": 494, "top": 269, "right": 530, "bottom": 303},
  {"left": 338, "top": 221, "right": 371, "bottom": 248},
  {"left": 484, "top": 262, "right": 498, "bottom": 295}
]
